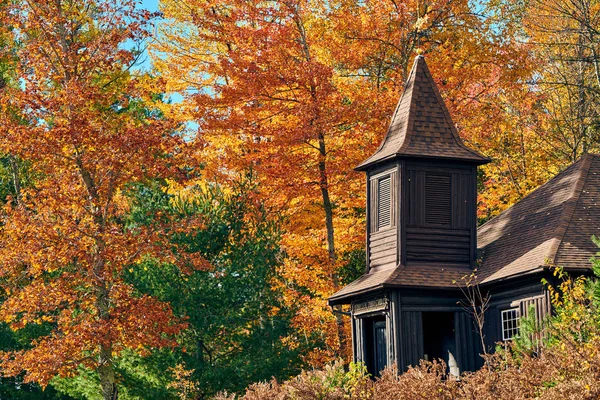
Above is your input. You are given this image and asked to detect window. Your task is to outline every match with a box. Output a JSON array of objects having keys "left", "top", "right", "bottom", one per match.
[
  {"left": 377, "top": 176, "right": 391, "bottom": 230},
  {"left": 425, "top": 173, "right": 451, "bottom": 226},
  {"left": 370, "top": 171, "right": 395, "bottom": 233},
  {"left": 501, "top": 308, "right": 520, "bottom": 340}
]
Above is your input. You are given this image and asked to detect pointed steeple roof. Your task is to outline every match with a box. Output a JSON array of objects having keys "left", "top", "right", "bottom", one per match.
[{"left": 356, "top": 55, "right": 489, "bottom": 170}]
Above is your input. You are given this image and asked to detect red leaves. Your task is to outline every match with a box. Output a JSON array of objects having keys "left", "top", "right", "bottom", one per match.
[{"left": 0, "top": 0, "right": 202, "bottom": 389}]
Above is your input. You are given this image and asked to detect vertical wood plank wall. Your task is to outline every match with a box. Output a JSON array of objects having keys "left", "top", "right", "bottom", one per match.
[
  {"left": 454, "top": 311, "right": 484, "bottom": 371},
  {"left": 351, "top": 287, "right": 551, "bottom": 374},
  {"left": 519, "top": 294, "right": 551, "bottom": 326},
  {"left": 354, "top": 317, "right": 365, "bottom": 363},
  {"left": 404, "top": 162, "right": 474, "bottom": 266},
  {"left": 368, "top": 167, "right": 399, "bottom": 270},
  {"left": 401, "top": 311, "right": 424, "bottom": 369},
  {"left": 483, "top": 307, "right": 502, "bottom": 351},
  {"left": 484, "top": 289, "right": 551, "bottom": 352},
  {"left": 390, "top": 291, "right": 401, "bottom": 368}
]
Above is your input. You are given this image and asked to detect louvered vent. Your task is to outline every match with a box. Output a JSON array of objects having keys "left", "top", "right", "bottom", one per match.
[
  {"left": 425, "top": 174, "right": 451, "bottom": 225},
  {"left": 378, "top": 176, "right": 391, "bottom": 229}
]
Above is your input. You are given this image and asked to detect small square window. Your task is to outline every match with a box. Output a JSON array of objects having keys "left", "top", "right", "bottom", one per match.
[{"left": 501, "top": 308, "right": 520, "bottom": 340}]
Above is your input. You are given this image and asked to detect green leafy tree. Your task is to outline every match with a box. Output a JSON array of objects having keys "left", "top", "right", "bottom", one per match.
[
  {"left": 51, "top": 176, "right": 305, "bottom": 399},
  {"left": 125, "top": 177, "right": 304, "bottom": 397}
]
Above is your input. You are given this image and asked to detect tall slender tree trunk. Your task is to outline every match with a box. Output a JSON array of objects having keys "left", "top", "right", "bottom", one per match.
[
  {"left": 317, "top": 131, "right": 349, "bottom": 358},
  {"left": 295, "top": 8, "right": 348, "bottom": 359},
  {"left": 318, "top": 133, "right": 336, "bottom": 265},
  {"left": 97, "top": 282, "right": 117, "bottom": 400},
  {"left": 8, "top": 154, "right": 21, "bottom": 204},
  {"left": 82, "top": 160, "right": 116, "bottom": 399},
  {"left": 98, "top": 342, "right": 117, "bottom": 400}
]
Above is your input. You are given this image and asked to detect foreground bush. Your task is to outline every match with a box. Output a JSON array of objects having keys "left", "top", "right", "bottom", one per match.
[
  {"left": 211, "top": 265, "right": 600, "bottom": 400},
  {"left": 212, "top": 343, "right": 600, "bottom": 400}
]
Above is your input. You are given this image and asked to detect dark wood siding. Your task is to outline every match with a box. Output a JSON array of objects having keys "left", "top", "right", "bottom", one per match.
[
  {"left": 519, "top": 294, "right": 551, "bottom": 325},
  {"left": 405, "top": 227, "right": 471, "bottom": 264},
  {"left": 368, "top": 168, "right": 398, "bottom": 270},
  {"left": 405, "top": 162, "right": 475, "bottom": 266},
  {"left": 401, "top": 311, "right": 424, "bottom": 369},
  {"left": 355, "top": 317, "right": 365, "bottom": 363},
  {"left": 454, "top": 312, "right": 484, "bottom": 372},
  {"left": 351, "top": 293, "right": 395, "bottom": 373},
  {"left": 484, "top": 286, "right": 551, "bottom": 353},
  {"left": 518, "top": 293, "right": 552, "bottom": 351},
  {"left": 369, "top": 229, "right": 397, "bottom": 269},
  {"left": 483, "top": 307, "right": 502, "bottom": 352}
]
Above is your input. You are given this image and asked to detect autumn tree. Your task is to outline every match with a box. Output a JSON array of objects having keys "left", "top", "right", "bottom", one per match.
[
  {"left": 0, "top": 1, "right": 203, "bottom": 399},
  {"left": 152, "top": 0, "right": 543, "bottom": 363},
  {"left": 44, "top": 176, "right": 303, "bottom": 399},
  {"left": 153, "top": 0, "right": 378, "bottom": 364},
  {"left": 523, "top": 0, "right": 600, "bottom": 162}
]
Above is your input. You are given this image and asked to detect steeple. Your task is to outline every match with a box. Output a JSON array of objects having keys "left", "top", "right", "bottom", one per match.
[{"left": 356, "top": 55, "right": 489, "bottom": 171}]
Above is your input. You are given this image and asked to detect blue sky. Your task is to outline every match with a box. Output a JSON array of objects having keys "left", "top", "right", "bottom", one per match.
[
  {"left": 136, "top": 0, "right": 195, "bottom": 129},
  {"left": 133, "top": 0, "right": 160, "bottom": 71},
  {"left": 141, "top": 0, "right": 159, "bottom": 12}
]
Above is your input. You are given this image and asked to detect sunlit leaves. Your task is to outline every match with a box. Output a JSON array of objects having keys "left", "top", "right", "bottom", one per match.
[{"left": 0, "top": 0, "right": 199, "bottom": 395}]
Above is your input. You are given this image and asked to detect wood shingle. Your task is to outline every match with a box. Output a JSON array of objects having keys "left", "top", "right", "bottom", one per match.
[
  {"left": 356, "top": 55, "right": 489, "bottom": 171},
  {"left": 478, "top": 153, "right": 600, "bottom": 282}
]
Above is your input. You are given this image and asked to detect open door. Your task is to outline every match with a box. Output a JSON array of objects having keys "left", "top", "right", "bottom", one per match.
[
  {"left": 364, "top": 316, "right": 387, "bottom": 376},
  {"left": 422, "top": 312, "right": 459, "bottom": 376}
]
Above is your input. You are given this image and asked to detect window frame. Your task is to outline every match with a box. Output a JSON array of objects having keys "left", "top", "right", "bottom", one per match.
[
  {"left": 370, "top": 170, "right": 395, "bottom": 233},
  {"left": 376, "top": 175, "right": 392, "bottom": 231},
  {"left": 501, "top": 308, "right": 520, "bottom": 341}
]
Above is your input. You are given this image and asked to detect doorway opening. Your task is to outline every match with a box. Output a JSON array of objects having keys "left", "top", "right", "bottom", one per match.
[
  {"left": 422, "top": 311, "right": 457, "bottom": 373},
  {"left": 364, "top": 315, "right": 387, "bottom": 376}
]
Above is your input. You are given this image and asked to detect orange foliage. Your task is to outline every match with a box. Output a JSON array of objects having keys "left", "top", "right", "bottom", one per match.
[
  {"left": 0, "top": 0, "right": 202, "bottom": 396},
  {"left": 153, "top": 0, "right": 539, "bottom": 364},
  {"left": 153, "top": 0, "right": 544, "bottom": 365}
]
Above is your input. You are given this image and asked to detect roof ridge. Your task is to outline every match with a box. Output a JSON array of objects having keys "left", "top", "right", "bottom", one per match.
[{"left": 547, "top": 153, "right": 594, "bottom": 265}]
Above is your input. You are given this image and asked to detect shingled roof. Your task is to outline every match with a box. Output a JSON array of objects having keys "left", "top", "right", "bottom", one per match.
[
  {"left": 330, "top": 154, "right": 600, "bottom": 304},
  {"left": 329, "top": 264, "right": 472, "bottom": 304},
  {"left": 477, "top": 153, "right": 600, "bottom": 283},
  {"left": 356, "top": 55, "right": 489, "bottom": 171}
]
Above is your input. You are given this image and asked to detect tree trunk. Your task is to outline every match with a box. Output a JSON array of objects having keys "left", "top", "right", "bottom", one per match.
[
  {"left": 317, "top": 131, "right": 350, "bottom": 358},
  {"left": 295, "top": 10, "right": 348, "bottom": 359},
  {"left": 98, "top": 342, "right": 117, "bottom": 400},
  {"left": 318, "top": 133, "right": 336, "bottom": 265},
  {"left": 76, "top": 149, "right": 117, "bottom": 399},
  {"left": 97, "top": 284, "right": 117, "bottom": 400},
  {"left": 8, "top": 155, "right": 21, "bottom": 204}
]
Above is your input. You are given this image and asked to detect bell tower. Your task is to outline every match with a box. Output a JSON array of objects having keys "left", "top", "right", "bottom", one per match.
[{"left": 357, "top": 56, "right": 489, "bottom": 272}]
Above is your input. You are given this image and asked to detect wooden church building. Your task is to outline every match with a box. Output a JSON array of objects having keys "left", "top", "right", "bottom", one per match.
[{"left": 329, "top": 55, "right": 600, "bottom": 376}]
